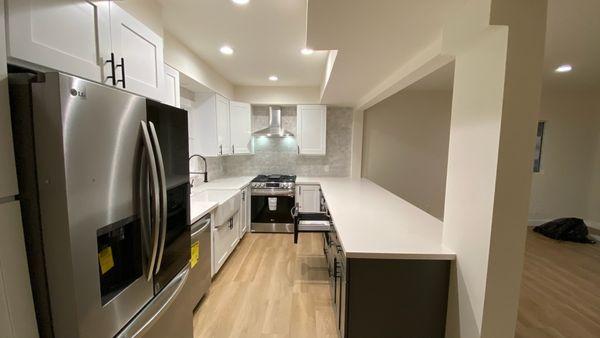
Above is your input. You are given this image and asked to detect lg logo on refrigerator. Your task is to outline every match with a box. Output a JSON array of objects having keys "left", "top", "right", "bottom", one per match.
[{"left": 69, "top": 88, "right": 86, "bottom": 98}]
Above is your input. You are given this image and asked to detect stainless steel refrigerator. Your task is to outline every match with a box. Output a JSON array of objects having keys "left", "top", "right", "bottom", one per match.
[{"left": 10, "top": 72, "right": 193, "bottom": 338}]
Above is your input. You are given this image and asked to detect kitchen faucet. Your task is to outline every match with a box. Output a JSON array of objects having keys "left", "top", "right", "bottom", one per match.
[{"left": 189, "top": 154, "right": 208, "bottom": 183}]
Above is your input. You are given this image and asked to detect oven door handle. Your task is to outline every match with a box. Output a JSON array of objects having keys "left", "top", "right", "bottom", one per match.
[{"left": 251, "top": 189, "right": 295, "bottom": 197}]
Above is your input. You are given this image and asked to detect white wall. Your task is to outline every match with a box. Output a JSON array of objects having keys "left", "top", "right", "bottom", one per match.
[
  {"left": 441, "top": 1, "right": 548, "bottom": 337},
  {"left": 529, "top": 90, "right": 600, "bottom": 226},
  {"left": 589, "top": 96, "right": 600, "bottom": 224},
  {"left": 0, "top": 1, "right": 39, "bottom": 336},
  {"left": 362, "top": 90, "right": 452, "bottom": 220}
]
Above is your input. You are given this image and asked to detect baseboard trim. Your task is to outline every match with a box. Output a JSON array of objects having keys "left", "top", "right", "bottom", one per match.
[{"left": 528, "top": 218, "right": 600, "bottom": 231}]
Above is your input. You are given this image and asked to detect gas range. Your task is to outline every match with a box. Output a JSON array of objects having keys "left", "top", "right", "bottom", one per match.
[
  {"left": 251, "top": 174, "right": 296, "bottom": 196},
  {"left": 250, "top": 174, "right": 297, "bottom": 233}
]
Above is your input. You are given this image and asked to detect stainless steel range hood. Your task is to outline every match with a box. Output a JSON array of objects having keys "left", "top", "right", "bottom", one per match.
[{"left": 253, "top": 106, "right": 293, "bottom": 137}]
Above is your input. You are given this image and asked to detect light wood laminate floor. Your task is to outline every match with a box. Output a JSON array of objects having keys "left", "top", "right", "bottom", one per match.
[
  {"left": 193, "top": 230, "right": 600, "bottom": 338},
  {"left": 193, "top": 233, "right": 338, "bottom": 338},
  {"left": 516, "top": 229, "right": 600, "bottom": 338}
]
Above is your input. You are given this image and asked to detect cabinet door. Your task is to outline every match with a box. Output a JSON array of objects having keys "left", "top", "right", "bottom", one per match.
[
  {"left": 297, "top": 185, "right": 321, "bottom": 213},
  {"left": 163, "top": 64, "right": 180, "bottom": 108},
  {"left": 109, "top": 3, "right": 164, "bottom": 101},
  {"left": 229, "top": 101, "right": 252, "bottom": 155},
  {"left": 6, "top": 0, "right": 110, "bottom": 82},
  {"left": 245, "top": 186, "right": 251, "bottom": 233},
  {"left": 213, "top": 217, "right": 235, "bottom": 274},
  {"left": 231, "top": 212, "right": 241, "bottom": 248},
  {"left": 216, "top": 95, "right": 231, "bottom": 155},
  {"left": 297, "top": 105, "right": 327, "bottom": 155},
  {"left": 181, "top": 97, "right": 198, "bottom": 156},
  {"left": 239, "top": 189, "right": 247, "bottom": 237}
]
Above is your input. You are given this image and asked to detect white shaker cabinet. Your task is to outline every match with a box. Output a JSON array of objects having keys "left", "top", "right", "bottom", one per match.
[
  {"left": 229, "top": 101, "right": 253, "bottom": 155},
  {"left": 163, "top": 64, "right": 180, "bottom": 108},
  {"left": 297, "top": 105, "right": 327, "bottom": 155},
  {"left": 5, "top": 1, "right": 165, "bottom": 101},
  {"left": 239, "top": 186, "right": 251, "bottom": 237},
  {"left": 296, "top": 184, "right": 321, "bottom": 213},
  {"left": 193, "top": 93, "right": 231, "bottom": 157},
  {"left": 6, "top": 0, "right": 111, "bottom": 82},
  {"left": 212, "top": 212, "right": 239, "bottom": 275},
  {"left": 216, "top": 95, "right": 232, "bottom": 155},
  {"left": 109, "top": 2, "right": 164, "bottom": 101}
]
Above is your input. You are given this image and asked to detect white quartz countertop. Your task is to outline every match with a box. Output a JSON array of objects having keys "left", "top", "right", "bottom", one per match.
[
  {"left": 189, "top": 176, "right": 254, "bottom": 224},
  {"left": 297, "top": 177, "right": 456, "bottom": 260}
]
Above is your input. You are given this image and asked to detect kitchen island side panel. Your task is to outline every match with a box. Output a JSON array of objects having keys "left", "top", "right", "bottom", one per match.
[{"left": 346, "top": 258, "right": 450, "bottom": 338}]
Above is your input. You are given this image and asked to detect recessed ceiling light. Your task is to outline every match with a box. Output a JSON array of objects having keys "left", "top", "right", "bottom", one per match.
[
  {"left": 268, "top": 75, "right": 279, "bottom": 81},
  {"left": 219, "top": 45, "right": 234, "bottom": 55},
  {"left": 232, "top": 0, "right": 249, "bottom": 5},
  {"left": 555, "top": 64, "right": 572, "bottom": 73},
  {"left": 301, "top": 48, "right": 314, "bottom": 55}
]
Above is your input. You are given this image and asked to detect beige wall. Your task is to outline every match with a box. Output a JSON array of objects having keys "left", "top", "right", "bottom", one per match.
[
  {"left": 118, "top": 0, "right": 164, "bottom": 37},
  {"left": 233, "top": 86, "right": 320, "bottom": 105},
  {"left": 362, "top": 90, "right": 452, "bottom": 220},
  {"left": 164, "top": 32, "right": 234, "bottom": 99},
  {"left": 118, "top": 0, "right": 235, "bottom": 99},
  {"left": 589, "top": 96, "right": 600, "bottom": 223},
  {"left": 529, "top": 90, "right": 600, "bottom": 225}
]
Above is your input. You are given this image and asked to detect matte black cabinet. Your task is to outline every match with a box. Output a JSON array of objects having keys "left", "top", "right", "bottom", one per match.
[{"left": 324, "top": 231, "right": 451, "bottom": 338}]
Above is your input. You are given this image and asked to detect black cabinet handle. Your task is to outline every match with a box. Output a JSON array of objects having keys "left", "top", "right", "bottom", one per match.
[
  {"left": 116, "top": 57, "right": 126, "bottom": 89},
  {"left": 105, "top": 52, "right": 116, "bottom": 86}
]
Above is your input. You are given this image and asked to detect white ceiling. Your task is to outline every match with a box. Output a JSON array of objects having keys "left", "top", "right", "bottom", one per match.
[
  {"left": 306, "top": 0, "right": 467, "bottom": 106},
  {"left": 158, "top": 0, "right": 328, "bottom": 87},
  {"left": 543, "top": 0, "right": 600, "bottom": 89},
  {"left": 355, "top": 0, "right": 600, "bottom": 96}
]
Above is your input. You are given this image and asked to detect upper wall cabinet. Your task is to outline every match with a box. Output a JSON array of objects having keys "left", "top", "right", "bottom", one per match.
[
  {"left": 6, "top": 1, "right": 165, "bottom": 101},
  {"left": 216, "top": 95, "right": 232, "bottom": 156},
  {"left": 191, "top": 93, "right": 231, "bottom": 157},
  {"left": 297, "top": 105, "right": 327, "bottom": 155},
  {"left": 108, "top": 3, "right": 164, "bottom": 101},
  {"left": 229, "top": 101, "right": 252, "bottom": 155},
  {"left": 163, "top": 64, "right": 181, "bottom": 108},
  {"left": 6, "top": 0, "right": 111, "bottom": 81}
]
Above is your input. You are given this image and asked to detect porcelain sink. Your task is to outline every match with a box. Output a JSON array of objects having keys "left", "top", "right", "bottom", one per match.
[{"left": 192, "top": 189, "right": 241, "bottom": 226}]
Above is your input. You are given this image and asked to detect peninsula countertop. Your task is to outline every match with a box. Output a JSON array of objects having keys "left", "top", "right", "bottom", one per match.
[{"left": 297, "top": 177, "right": 455, "bottom": 260}]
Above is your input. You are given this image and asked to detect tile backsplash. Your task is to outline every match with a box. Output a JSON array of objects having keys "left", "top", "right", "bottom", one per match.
[{"left": 222, "top": 106, "right": 353, "bottom": 177}]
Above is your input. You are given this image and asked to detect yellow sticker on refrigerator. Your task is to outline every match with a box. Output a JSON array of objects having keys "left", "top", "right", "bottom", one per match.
[
  {"left": 98, "top": 246, "right": 114, "bottom": 275},
  {"left": 190, "top": 241, "right": 200, "bottom": 268}
]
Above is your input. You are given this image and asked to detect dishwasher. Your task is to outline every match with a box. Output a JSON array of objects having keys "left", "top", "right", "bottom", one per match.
[{"left": 185, "top": 213, "right": 212, "bottom": 311}]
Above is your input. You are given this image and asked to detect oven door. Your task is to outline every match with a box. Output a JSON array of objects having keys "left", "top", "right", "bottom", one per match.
[{"left": 251, "top": 193, "right": 295, "bottom": 233}]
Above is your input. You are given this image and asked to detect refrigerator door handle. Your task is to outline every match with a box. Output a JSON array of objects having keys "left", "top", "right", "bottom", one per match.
[
  {"left": 148, "top": 121, "right": 168, "bottom": 274},
  {"left": 115, "top": 264, "right": 191, "bottom": 338},
  {"left": 140, "top": 121, "right": 161, "bottom": 281}
]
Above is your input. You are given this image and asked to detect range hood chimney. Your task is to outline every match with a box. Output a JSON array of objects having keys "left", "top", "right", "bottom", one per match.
[{"left": 252, "top": 106, "right": 294, "bottom": 138}]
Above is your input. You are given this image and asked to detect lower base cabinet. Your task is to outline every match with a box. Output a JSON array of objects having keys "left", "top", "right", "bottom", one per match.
[
  {"left": 212, "top": 213, "right": 239, "bottom": 275},
  {"left": 325, "top": 234, "right": 451, "bottom": 338}
]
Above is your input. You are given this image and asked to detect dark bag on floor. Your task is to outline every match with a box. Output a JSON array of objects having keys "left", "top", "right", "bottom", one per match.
[{"left": 533, "top": 218, "right": 596, "bottom": 244}]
